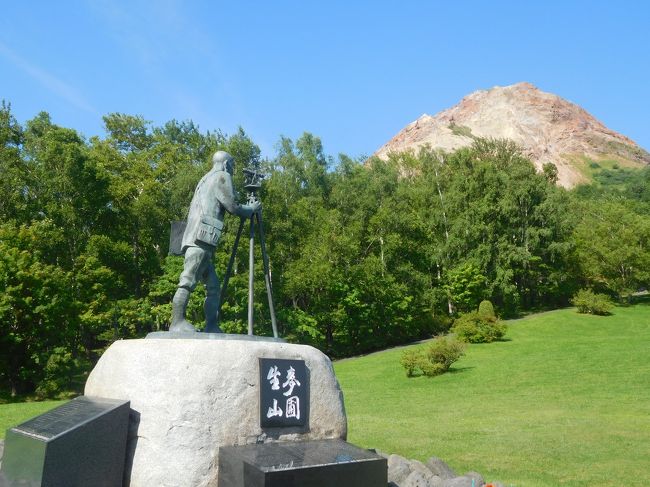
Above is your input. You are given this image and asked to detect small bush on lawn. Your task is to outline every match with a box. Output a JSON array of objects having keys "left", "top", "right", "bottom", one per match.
[
  {"left": 571, "top": 289, "right": 614, "bottom": 315},
  {"left": 478, "top": 299, "right": 496, "bottom": 321},
  {"left": 400, "top": 348, "right": 425, "bottom": 377},
  {"left": 452, "top": 301, "right": 506, "bottom": 343},
  {"left": 400, "top": 336, "right": 466, "bottom": 377}
]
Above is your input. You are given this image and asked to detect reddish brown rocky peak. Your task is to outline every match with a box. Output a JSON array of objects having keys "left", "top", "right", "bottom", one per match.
[{"left": 374, "top": 82, "right": 650, "bottom": 187}]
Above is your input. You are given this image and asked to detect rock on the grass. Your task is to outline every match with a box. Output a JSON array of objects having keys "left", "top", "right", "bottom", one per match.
[
  {"left": 403, "top": 470, "right": 435, "bottom": 487},
  {"left": 387, "top": 455, "right": 448, "bottom": 487},
  {"left": 85, "top": 338, "right": 347, "bottom": 487},
  {"left": 410, "top": 459, "right": 443, "bottom": 484},
  {"left": 386, "top": 452, "right": 500, "bottom": 487},
  {"left": 443, "top": 475, "right": 480, "bottom": 487},
  {"left": 388, "top": 454, "right": 413, "bottom": 485},
  {"left": 426, "top": 456, "right": 458, "bottom": 479},
  {"left": 464, "top": 471, "right": 485, "bottom": 486}
]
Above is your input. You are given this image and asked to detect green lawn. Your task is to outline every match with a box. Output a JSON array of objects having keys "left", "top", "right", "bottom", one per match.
[{"left": 334, "top": 303, "right": 650, "bottom": 487}]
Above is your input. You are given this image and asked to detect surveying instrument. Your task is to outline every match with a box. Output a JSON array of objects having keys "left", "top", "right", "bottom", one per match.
[{"left": 217, "top": 157, "right": 279, "bottom": 338}]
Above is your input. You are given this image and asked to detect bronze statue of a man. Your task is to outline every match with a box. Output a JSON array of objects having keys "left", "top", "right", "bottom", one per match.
[{"left": 170, "top": 151, "right": 261, "bottom": 333}]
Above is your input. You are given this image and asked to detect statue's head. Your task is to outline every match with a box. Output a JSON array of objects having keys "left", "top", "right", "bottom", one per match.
[{"left": 212, "top": 151, "right": 234, "bottom": 175}]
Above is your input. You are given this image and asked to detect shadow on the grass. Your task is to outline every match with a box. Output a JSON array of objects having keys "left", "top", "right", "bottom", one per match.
[{"left": 447, "top": 366, "right": 475, "bottom": 375}]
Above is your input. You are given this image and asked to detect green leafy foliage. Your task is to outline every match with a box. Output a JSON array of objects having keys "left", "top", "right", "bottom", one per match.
[
  {"left": 571, "top": 289, "right": 614, "bottom": 315},
  {"left": 2, "top": 99, "right": 648, "bottom": 396},
  {"left": 400, "top": 336, "right": 466, "bottom": 377},
  {"left": 572, "top": 199, "right": 650, "bottom": 298},
  {"left": 451, "top": 307, "right": 507, "bottom": 344},
  {"left": 444, "top": 263, "right": 487, "bottom": 313},
  {"left": 35, "top": 347, "right": 90, "bottom": 399}
]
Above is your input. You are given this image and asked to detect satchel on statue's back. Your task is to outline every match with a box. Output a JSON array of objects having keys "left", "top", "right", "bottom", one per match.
[{"left": 195, "top": 215, "right": 223, "bottom": 247}]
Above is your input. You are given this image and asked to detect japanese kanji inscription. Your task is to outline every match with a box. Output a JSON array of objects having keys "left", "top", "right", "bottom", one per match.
[{"left": 259, "top": 358, "right": 309, "bottom": 428}]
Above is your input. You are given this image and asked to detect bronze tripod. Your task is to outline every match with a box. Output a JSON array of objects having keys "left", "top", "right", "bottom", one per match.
[{"left": 215, "top": 209, "right": 279, "bottom": 338}]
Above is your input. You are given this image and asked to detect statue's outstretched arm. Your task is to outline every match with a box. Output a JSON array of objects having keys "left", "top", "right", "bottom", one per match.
[{"left": 217, "top": 172, "right": 260, "bottom": 218}]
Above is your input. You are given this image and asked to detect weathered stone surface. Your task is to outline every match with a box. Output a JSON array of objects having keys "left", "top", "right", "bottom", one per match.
[
  {"left": 443, "top": 475, "right": 477, "bottom": 487},
  {"left": 426, "top": 456, "right": 457, "bottom": 480},
  {"left": 409, "top": 460, "right": 443, "bottom": 486},
  {"left": 403, "top": 470, "right": 434, "bottom": 487},
  {"left": 388, "top": 453, "right": 412, "bottom": 485},
  {"left": 84, "top": 338, "right": 347, "bottom": 487},
  {"left": 465, "top": 471, "right": 485, "bottom": 486},
  {"left": 409, "top": 459, "right": 431, "bottom": 476}
]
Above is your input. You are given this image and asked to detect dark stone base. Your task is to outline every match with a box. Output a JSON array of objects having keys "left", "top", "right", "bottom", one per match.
[
  {"left": 218, "top": 439, "right": 387, "bottom": 487},
  {"left": 0, "top": 396, "right": 129, "bottom": 487}
]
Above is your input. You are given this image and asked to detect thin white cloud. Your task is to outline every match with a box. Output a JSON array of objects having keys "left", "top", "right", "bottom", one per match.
[
  {"left": 83, "top": 0, "right": 241, "bottom": 128},
  {"left": 0, "top": 41, "right": 97, "bottom": 115}
]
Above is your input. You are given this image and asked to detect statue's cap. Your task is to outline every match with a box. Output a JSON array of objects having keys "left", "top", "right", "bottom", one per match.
[{"left": 212, "top": 151, "right": 234, "bottom": 169}]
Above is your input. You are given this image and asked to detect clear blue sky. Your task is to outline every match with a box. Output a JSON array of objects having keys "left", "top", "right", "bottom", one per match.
[{"left": 1, "top": 1, "right": 649, "bottom": 159}]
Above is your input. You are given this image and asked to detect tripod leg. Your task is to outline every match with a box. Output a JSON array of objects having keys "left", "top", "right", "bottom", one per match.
[
  {"left": 248, "top": 216, "right": 255, "bottom": 336},
  {"left": 256, "top": 211, "right": 279, "bottom": 339},
  {"left": 218, "top": 217, "right": 246, "bottom": 320}
]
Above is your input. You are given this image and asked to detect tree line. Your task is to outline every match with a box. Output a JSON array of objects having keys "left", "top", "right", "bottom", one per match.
[{"left": 1, "top": 102, "right": 649, "bottom": 397}]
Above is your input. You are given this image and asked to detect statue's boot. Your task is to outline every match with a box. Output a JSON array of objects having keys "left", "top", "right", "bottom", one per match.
[
  {"left": 204, "top": 291, "right": 223, "bottom": 333},
  {"left": 169, "top": 287, "right": 196, "bottom": 333}
]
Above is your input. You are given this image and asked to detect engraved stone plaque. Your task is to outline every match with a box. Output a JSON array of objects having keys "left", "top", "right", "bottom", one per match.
[
  {"left": 0, "top": 396, "right": 130, "bottom": 487},
  {"left": 259, "top": 358, "right": 308, "bottom": 429},
  {"left": 218, "top": 439, "right": 388, "bottom": 487}
]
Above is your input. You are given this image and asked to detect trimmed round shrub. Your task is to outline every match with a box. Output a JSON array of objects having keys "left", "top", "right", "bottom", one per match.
[
  {"left": 478, "top": 300, "right": 496, "bottom": 321},
  {"left": 451, "top": 311, "right": 506, "bottom": 343},
  {"left": 571, "top": 289, "right": 613, "bottom": 315}
]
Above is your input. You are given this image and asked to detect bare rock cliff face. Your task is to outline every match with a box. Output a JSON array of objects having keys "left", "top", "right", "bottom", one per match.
[{"left": 374, "top": 82, "right": 650, "bottom": 187}]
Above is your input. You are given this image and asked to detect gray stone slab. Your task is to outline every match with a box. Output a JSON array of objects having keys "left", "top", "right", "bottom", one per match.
[
  {"left": 85, "top": 338, "right": 347, "bottom": 486},
  {"left": 218, "top": 439, "right": 387, "bottom": 487},
  {"left": 0, "top": 396, "right": 129, "bottom": 487},
  {"left": 146, "top": 331, "right": 285, "bottom": 342}
]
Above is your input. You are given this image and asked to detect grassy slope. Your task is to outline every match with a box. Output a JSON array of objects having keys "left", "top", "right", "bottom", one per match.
[
  {"left": 567, "top": 153, "right": 644, "bottom": 184},
  {"left": 334, "top": 303, "right": 650, "bottom": 487}
]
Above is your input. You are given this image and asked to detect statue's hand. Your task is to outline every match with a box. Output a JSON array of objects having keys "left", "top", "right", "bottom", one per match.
[{"left": 251, "top": 200, "right": 262, "bottom": 213}]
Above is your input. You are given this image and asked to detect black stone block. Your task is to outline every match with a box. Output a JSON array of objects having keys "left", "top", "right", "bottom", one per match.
[
  {"left": 218, "top": 439, "right": 387, "bottom": 487},
  {"left": 0, "top": 396, "right": 130, "bottom": 487},
  {"left": 259, "top": 358, "right": 309, "bottom": 429}
]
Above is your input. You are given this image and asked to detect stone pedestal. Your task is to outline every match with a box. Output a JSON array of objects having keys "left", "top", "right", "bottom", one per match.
[
  {"left": 218, "top": 439, "right": 387, "bottom": 487},
  {"left": 84, "top": 336, "right": 347, "bottom": 487},
  {"left": 1, "top": 396, "right": 130, "bottom": 487}
]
